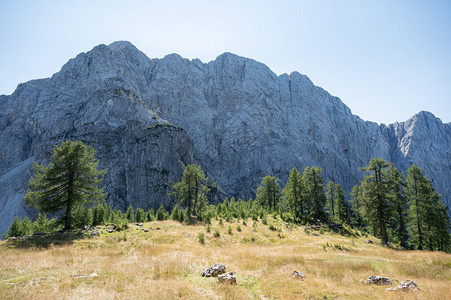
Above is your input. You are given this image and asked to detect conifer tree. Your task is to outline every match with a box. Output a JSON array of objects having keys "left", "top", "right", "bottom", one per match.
[
  {"left": 405, "top": 165, "right": 450, "bottom": 251},
  {"left": 170, "top": 164, "right": 210, "bottom": 219},
  {"left": 256, "top": 175, "right": 281, "bottom": 211},
  {"left": 334, "top": 183, "right": 347, "bottom": 223},
  {"left": 387, "top": 166, "right": 408, "bottom": 247},
  {"left": 326, "top": 181, "right": 336, "bottom": 221},
  {"left": 125, "top": 204, "right": 135, "bottom": 222},
  {"left": 25, "top": 140, "right": 106, "bottom": 230},
  {"left": 350, "top": 184, "right": 365, "bottom": 228},
  {"left": 283, "top": 168, "right": 303, "bottom": 220},
  {"left": 301, "top": 167, "right": 326, "bottom": 222},
  {"left": 405, "top": 165, "right": 429, "bottom": 250},
  {"left": 360, "top": 158, "right": 392, "bottom": 245}
]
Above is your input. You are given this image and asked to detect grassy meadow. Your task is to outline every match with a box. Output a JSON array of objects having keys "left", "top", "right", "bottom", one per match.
[{"left": 1, "top": 217, "right": 450, "bottom": 299}]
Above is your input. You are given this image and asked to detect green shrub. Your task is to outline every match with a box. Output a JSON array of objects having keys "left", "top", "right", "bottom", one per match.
[
  {"left": 206, "top": 224, "right": 211, "bottom": 233},
  {"left": 228, "top": 226, "right": 232, "bottom": 235},
  {"left": 214, "top": 229, "right": 220, "bottom": 238},
  {"left": 198, "top": 233, "right": 205, "bottom": 244},
  {"left": 135, "top": 208, "right": 146, "bottom": 223},
  {"left": 237, "top": 225, "right": 242, "bottom": 232},
  {"left": 125, "top": 204, "right": 134, "bottom": 222}
]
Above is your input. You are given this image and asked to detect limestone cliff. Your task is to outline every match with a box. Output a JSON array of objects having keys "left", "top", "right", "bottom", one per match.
[{"left": 1, "top": 41, "right": 449, "bottom": 236}]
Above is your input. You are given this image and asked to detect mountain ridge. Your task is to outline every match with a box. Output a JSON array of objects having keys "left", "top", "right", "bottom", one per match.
[{"left": 0, "top": 41, "right": 449, "bottom": 236}]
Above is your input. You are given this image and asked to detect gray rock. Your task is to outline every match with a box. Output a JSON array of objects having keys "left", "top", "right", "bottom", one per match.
[
  {"left": 201, "top": 263, "right": 226, "bottom": 277},
  {"left": 364, "top": 275, "right": 393, "bottom": 285},
  {"left": 0, "top": 41, "right": 450, "bottom": 236},
  {"left": 217, "top": 272, "right": 236, "bottom": 285},
  {"left": 290, "top": 271, "right": 306, "bottom": 279},
  {"left": 366, "top": 239, "right": 374, "bottom": 244},
  {"left": 91, "top": 231, "right": 100, "bottom": 237},
  {"left": 387, "top": 279, "right": 419, "bottom": 292}
]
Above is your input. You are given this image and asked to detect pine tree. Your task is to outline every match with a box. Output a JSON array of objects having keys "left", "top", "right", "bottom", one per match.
[
  {"left": 360, "top": 158, "right": 393, "bottom": 245},
  {"left": 282, "top": 168, "right": 303, "bottom": 221},
  {"left": 256, "top": 175, "right": 281, "bottom": 211},
  {"left": 24, "top": 140, "right": 106, "bottom": 230},
  {"left": 301, "top": 166, "right": 326, "bottom": 222}
]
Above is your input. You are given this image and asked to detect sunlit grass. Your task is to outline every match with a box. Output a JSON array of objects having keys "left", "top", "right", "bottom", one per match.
[{"left": 0, "top": 218, "right": 450, "bottom": 299}]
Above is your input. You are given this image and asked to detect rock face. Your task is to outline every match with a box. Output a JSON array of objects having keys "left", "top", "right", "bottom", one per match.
[
  {"left": 0, "top": 42, "right": 194, "bottom": 236},
  {"left": 0, "top": 41, "right": 450, "bottom": 236}
]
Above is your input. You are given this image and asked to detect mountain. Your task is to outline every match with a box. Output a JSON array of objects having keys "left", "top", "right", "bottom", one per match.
[{"left": 1, "top": 41, "right": 449, "bottom": 236}]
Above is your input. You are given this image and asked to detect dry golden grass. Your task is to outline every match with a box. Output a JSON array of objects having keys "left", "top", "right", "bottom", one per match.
[{"left": 1, "top": 218, "right": 450, "bottom": 299}]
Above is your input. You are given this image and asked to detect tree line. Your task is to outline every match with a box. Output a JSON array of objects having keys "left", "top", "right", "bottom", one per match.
[{"left": 3, "top": 141, "right": 450, "bottom": 252}]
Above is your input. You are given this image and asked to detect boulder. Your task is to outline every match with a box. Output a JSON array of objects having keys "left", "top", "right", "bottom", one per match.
[
  {"left": 201, "top": 263, "right": 226, "bottom": 277},
  {"left": 364, "top": 275, "right": 392, "bottom": 285},
  {"left": 290, "top": 271, "right": 306, "bottom": 279},
  {"left": 218, "top": 272, "right": 236, "bottom": 285},
  {"left": 91, "top": 231, "right": 100, "bottom": 237},
  {"left": 387, "top": 279, "right": 419, "bottom": 292},
  {"left": 366, "top": 239, "right": 374, "bottom": 244}
]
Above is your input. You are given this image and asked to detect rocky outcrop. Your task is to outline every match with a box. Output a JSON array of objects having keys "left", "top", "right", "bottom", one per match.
[
  {"left": 387, "top": 279, "right": 419, "bottom": 292},
  {"left": 290, "top": 271, "right": 306, "bottom": 279},
  {"left": 0, "top": 41, "right": 449, "bottom": 236},
  {"left": 201, "top": 263, "right": 226, "bottom": 277},
  {"left": 364, "top": 275, "right": 393, "bottom": 285},
  {"left": 217, "top": 272, "right": 236, "bottom": 285}
]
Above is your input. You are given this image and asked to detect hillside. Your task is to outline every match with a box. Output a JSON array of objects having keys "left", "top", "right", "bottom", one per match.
[
  {"left": 1, "top": 218, "right": 450, "bottom": 299},
  {"left": 1, "top": 41, "right": 450, "bottom": 237}
]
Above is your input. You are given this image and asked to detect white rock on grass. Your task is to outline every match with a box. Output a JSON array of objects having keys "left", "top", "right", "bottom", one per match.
[
  {"left": 218, "top": 272, "right": 236, "bottom": 285},
  {"left": 364, "top": 275, "right": 393, "bottom": 285},
  {"left": 387, "top": 279, "right": 419, "bottom": 292}
]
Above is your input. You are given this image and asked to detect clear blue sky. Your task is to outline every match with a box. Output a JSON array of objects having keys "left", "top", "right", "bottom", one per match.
[{"left": 1, "top": 0, "right": 450, "bottom": 124}]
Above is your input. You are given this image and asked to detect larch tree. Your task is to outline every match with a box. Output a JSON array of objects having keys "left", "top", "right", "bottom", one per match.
[
  {"left": 170, "top": 164, "right": 209, "bottom": 219},
  {"left": 302, "top": 166, "right": 326, "bottom": 222},
  {"left": 360, "top": 158, "right": 393, "bottom": 245},
  {"left": 282, "top": 167, "right": 304, "bottom": 220},
  {"left": 405, "top": 165, "right": 430, "bottom": 250},
  {"left": 334, "top": 183, "right": 348, "bottom": 224},
  {"left": 387, "top": 166, "right": 408, "bottom": 247},
  {"left": 326, "top": 181, "right": 337, "bottom": 221},
  {"left": 24, "top": 140, "right": 106, "bottom": 230},
  {"left": 256, "top": 175, "right": 281, "bottom": 211}
]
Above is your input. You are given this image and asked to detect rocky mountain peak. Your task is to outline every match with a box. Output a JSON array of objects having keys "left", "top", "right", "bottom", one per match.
[{"left": 0, "top": 41, "right": 449, "bottom": 236}]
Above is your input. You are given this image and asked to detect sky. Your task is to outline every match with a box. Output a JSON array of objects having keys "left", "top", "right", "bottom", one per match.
[{"left": 1, "top": 0, "right": 450, "bottom": 124}]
